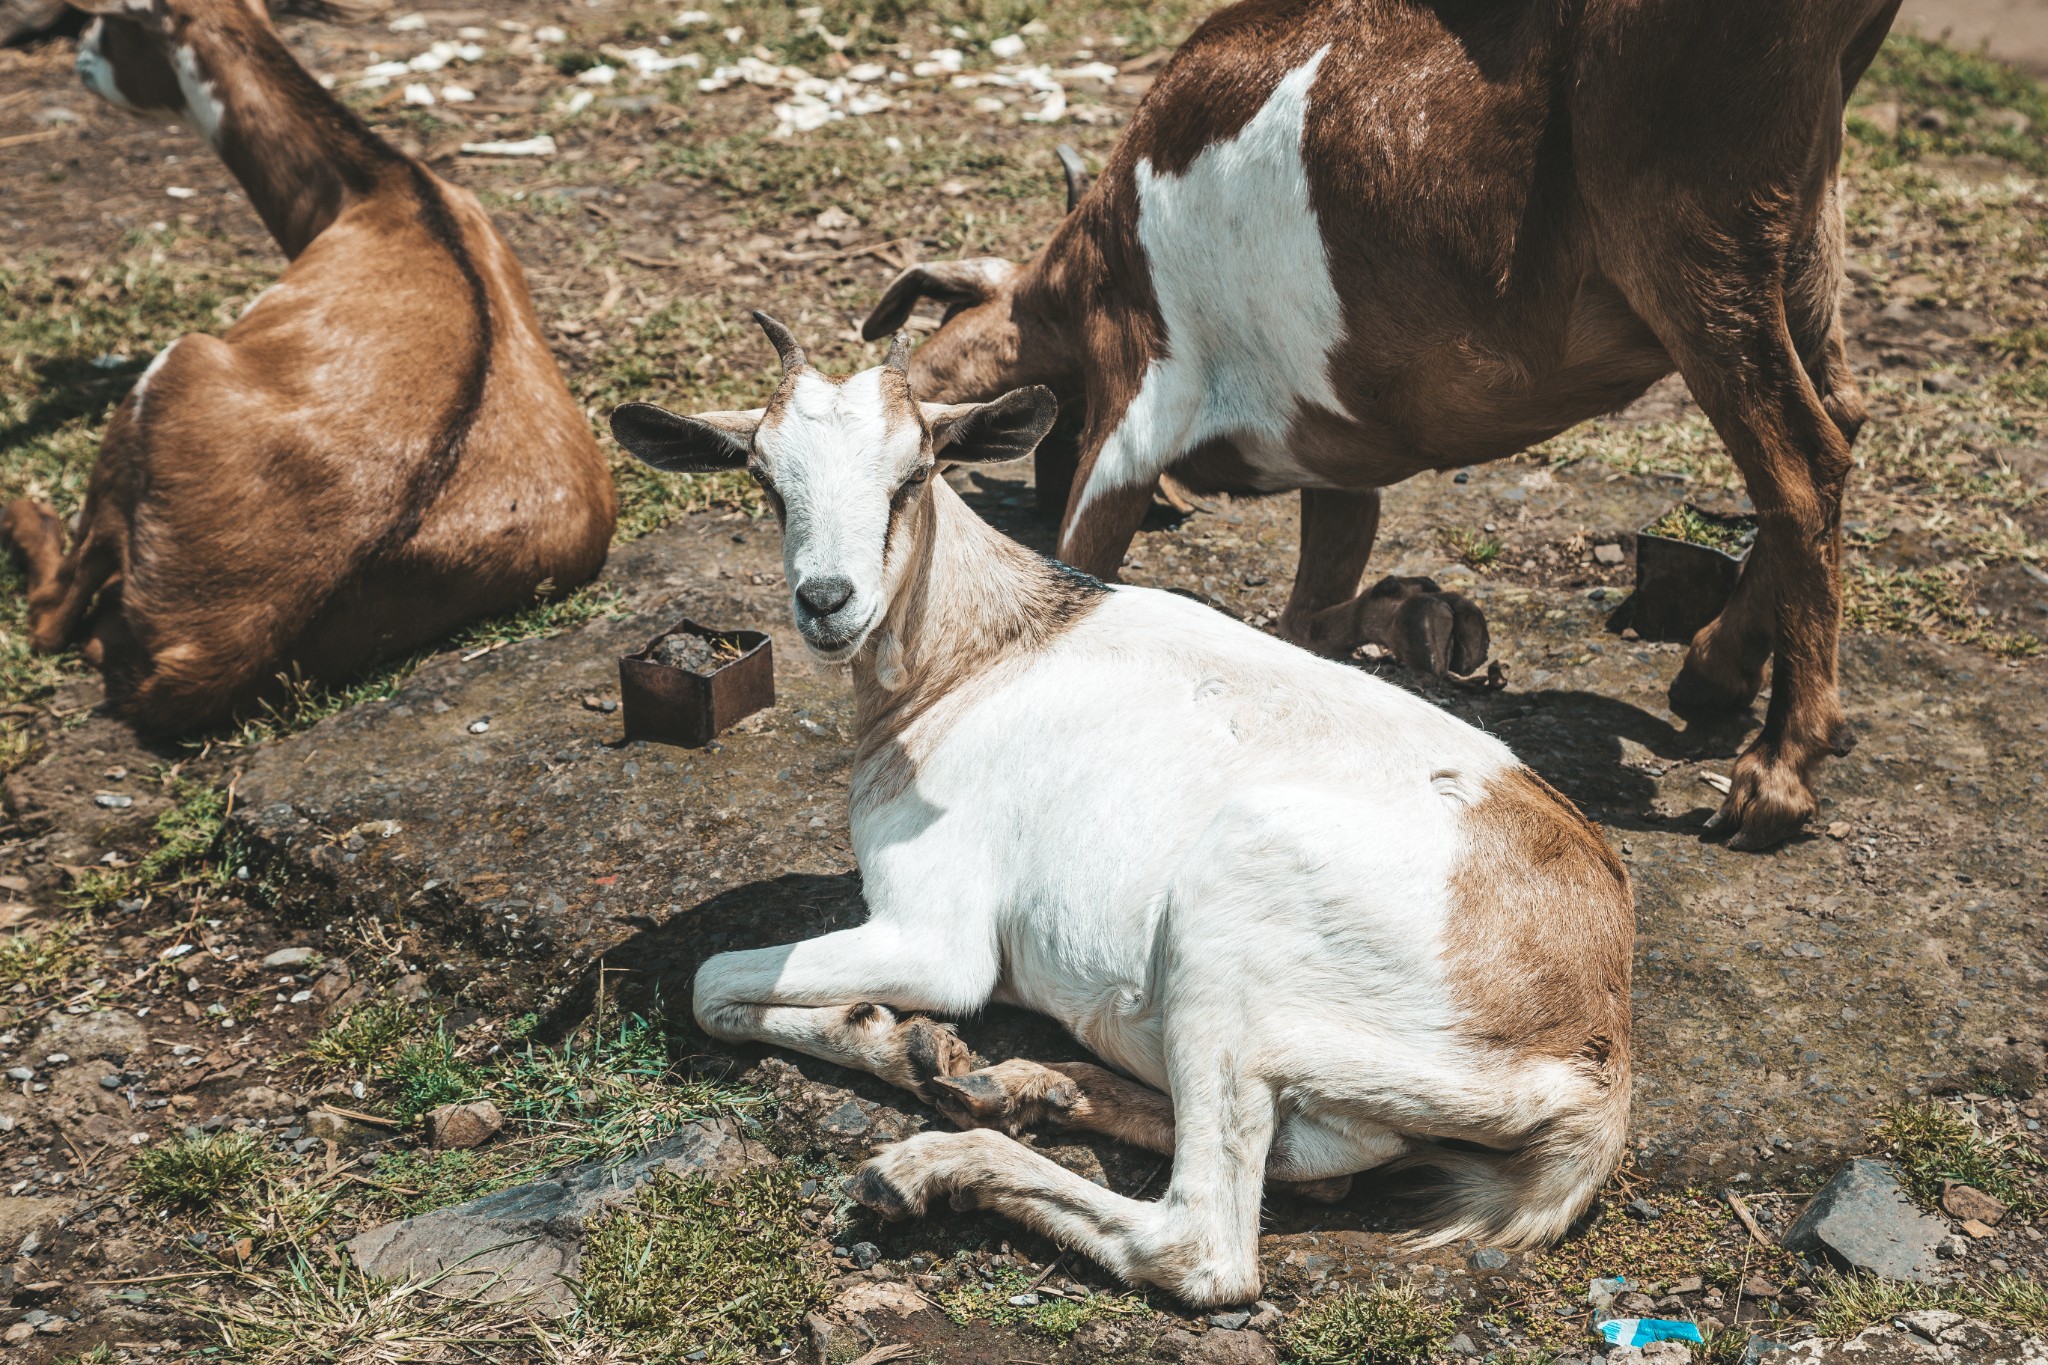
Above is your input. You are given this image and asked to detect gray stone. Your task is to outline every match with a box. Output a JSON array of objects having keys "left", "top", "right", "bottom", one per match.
[
  {"left": 847, "top": 1240, "right": 879, "bottom": 1269},
  {"left": 1468, "top": 1246, "right": 1510, "bottom": 1271},
  {"left": 1780, "top": 1158, "right": 1944, "bottom": 1283},
  {"left": 262, "top": 947, "right": 317, "bottom": 969},
  {"left": 228, "top": 1085, "right": 301, "bottom": 1118},
  {"left": 1207, "top": 1311, "right": 1249, "bottom": 1330},
  {"left": 345, "top": 1121, "right": 762, "bottom": 1314},
  {"left": 1152, "top": 1327, "right": 1279, "bottom": 1365}
]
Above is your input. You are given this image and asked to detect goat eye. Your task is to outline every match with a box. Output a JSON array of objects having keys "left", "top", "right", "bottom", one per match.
[
  {"left": 748, "top": 467, "right": 770, "bottom": 488},
  {"left": 905, "top": 466, "right": 930, "bottom": 486}
]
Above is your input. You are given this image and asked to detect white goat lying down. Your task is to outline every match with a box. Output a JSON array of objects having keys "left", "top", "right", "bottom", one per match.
[{"left": 611, "top": 315, "right": 1634, "bottom": 1307}]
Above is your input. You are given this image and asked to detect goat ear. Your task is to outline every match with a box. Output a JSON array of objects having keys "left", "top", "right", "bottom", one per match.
[
  {"left": 923, "top": 386, "right": 1058, "bottom": 465},
  {"left": 609, "top": 402, "right": 760, "bottom": 472},
  {"left": 860, "top": 259, "right": 1018, "bottom": 341}
]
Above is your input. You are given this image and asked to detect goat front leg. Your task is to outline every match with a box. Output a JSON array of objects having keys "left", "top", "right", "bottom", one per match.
[
  {"left": 1277, "top": 488, "right": 1487, "bottom": 675},
  {"left": 692, "top": 921, "right": 994, "bottom": 1101},
  {"left": 849, "top": 1065, "right": 1276, "bottom": 1308}
]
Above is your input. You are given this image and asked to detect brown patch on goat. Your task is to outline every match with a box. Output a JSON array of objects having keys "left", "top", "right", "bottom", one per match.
[{"left": 1443, "top": 769, "right": 1632, "bottom": 1079}]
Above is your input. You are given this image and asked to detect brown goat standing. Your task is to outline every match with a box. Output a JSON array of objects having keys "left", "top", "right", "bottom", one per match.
[
  {"left": 3, "top": 0, "right": 615, "bottom": 733},
  {"left": 863, "top": 0, "right": 1902, "bottom": 850}
]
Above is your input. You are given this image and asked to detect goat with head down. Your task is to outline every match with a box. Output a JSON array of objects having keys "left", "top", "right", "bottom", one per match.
[
  {"left": 2, "top": 0, "right": 615, "bottom": 733},
  {"left": 611, "top": 314, "right": 1634, "bottom": 1308},
  {"left": 860, "top": 0, "right": 1900, "bottom": 851}
]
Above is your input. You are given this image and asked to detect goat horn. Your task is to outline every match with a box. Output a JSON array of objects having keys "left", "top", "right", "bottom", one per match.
[
  {"left": 752, "top": 310, "right": 807, "bottom": 374},
  {"left": 1056, "top": 144, "right": 1088, "bottom": 213},
  {"left": 884, "top": 331, "right": 912, "bottom": 373}
]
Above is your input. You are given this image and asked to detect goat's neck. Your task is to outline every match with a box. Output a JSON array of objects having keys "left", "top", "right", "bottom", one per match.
[
  {"left": 173, "top": 10, "right": 402, "bottom": 258},
  {"left": 851, "top": 480, "right": 1078, "bottom": 735}
]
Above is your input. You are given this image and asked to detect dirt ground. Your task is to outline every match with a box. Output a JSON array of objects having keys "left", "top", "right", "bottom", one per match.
[{"left": 0, "top": 0, "right": 2045, "bottom": 1362}]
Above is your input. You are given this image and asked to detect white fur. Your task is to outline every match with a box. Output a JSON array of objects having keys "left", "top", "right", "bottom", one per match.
[
  {"left": 1077, "top": 47, "right": 1345, "bottom": 515},
  {"left": 173, "top": 45, "right": 227, "bottom": 147},
  {"left": 128, "top": 339, "right": 178, "bottom": 425},
  {"left": 75, "top": 20, "right": 134, "bottom": 110},
  {"left": 756, "top": 368, "right": 922, "bottom": 660}
]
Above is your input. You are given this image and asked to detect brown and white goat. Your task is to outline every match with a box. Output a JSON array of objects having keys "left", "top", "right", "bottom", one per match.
[
  {"left": 611, "top": 316, "right": 1633, "bottom": 1306},
  {"left": 861, "top": 0, "right": 1902, "bottom": 850},
  {"left": 2, "top": 0, "right": 615, "bottom": 733}
]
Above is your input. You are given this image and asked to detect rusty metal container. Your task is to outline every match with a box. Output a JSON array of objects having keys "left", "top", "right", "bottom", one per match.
[
  {"left": 1612, "top": 504, "right": 1757, "bottom": 644},
  {"left": 618, "top": 620, "right": 774, "bottom": 747}
]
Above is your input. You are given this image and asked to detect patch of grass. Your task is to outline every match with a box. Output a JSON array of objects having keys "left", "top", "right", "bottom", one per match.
[
  {"left": 66, "top": 776, "right": 233, "bottom": 911},
  {"left": 1644, "top": 505, "right": 1756, "bottom": 554},
  {"left": 1278, "top": 1283, "right": 1457, "bottom": 1365},
  {"left": 1811, "top": 1271, "right": 2048, "bottom": 1337},
  {"left": 934, "top": 1259, "right": 1149, "bottom": 1339},
  {"left": 131, "top": 1130, "right": 273, "bottom": 1210},
  {"left": 0, "top": 924, "right": 96, "bottom": 1001},
  {"left": 306, "top": 998, "right": 431, "bottom": 1077},
  {"left": 1844, "top": 560, "right": 2041, "bottom": 658},
  {"left": 1872, "top": 1097, "right": 2046, "bottom": 1216},
  {"left": 182, "top": 1255, "right": 554, "bottom": 1364},
  {"left": 579, "top": 1165, "right": 831, "bottom": 1363},
  {"left": 1851, "top": 34, "right": 2048, "bottom": 174},
  {"left": 388, "top": 1027, "right": 483, "bottom": 1123},
  {"left": 1445, "top": 527, "right": 1503, "bottom": 570}
]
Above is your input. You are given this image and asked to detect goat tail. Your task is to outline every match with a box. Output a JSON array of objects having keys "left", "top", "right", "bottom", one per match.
[{"left": 1394, "top": 1061, "right": 1632, "bottom": 1252}]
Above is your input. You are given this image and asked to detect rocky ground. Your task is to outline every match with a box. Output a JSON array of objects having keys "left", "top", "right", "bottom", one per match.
[{"left": 0, "top": 0, "right": 2046, "bottom": 1361}]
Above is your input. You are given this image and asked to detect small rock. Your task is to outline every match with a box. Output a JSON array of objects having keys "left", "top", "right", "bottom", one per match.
[
  {"left": 848, "top": 1240, "right": 879, "bottom": 1269},
  {"left": 1245, "top": 1300, "right": 1282, "bottom": 1332},
  {"left": 230, "top": 1085, "right": 301, "bottom": 1118},
  {"left": 1445, "top": 1332, "right": 1478, "bottom": 1357},
  {"left": 1155, "top": 1327, "right": 1279, "bottom": 1364},
  {"left": 468, "top": 718, "right": 491, "bottom": 734},
  {"left": 1627, "top": 1196, "right": 1661, "bottom": 1220},
  {"left": 99, "top": 1074, "right": 125, "bottom": 1090},
  {"left": 1826, "top": 821, "right": 1852, "bottom": 839},
  {"left": 1737, "top": 1336, "right": 1792, "bottom": 1365},
  {"left": 5, "top": 1067, "right": 31, "bottom": 1082},
  {"left": 1589, "top": 1275, "right": 1628, "bottom": 1314},
  {"left": 1, "top": 1324, "right": 30, "bottom": 1345},
  {"left": 1939, "top": 1183, "right": 2007, "bottom": 1226},
  {"left": 581, "top": 695, "right": 619, "bottom": 713},
  {"left": 429, "top": 1099, "right": 504, "bottom": 1150},
  {"left": 1781, "top": 1158, "right": 1944, "bottom": 1282},
  {"left": 1615, "top": 1290, "right": 1660, "bottom": 1315},
  {"left": 1208, "top": 1310, "right": 1250, "bottom": 1330},
  {"left": 1896, "top": 1309, "right": 1964, "bottom": 1342},
  {"left": 1669, "top": 1275, "right": 1704, "bottom": 1294},
  {"left": 1959, "top": 1217, "right": 1995, "bottom": 1239},
  {"left": 1009, "top": 1292, "right": 1040, "bottom": 1307},
  {"left": 1593, "top": 542, "right": 1626, "bottom": 565},
  {"left": 262, "top": 946, "right": 317, "bottom": 969},
  {"left": 1468, "top": 1246, "right": 1510, "bottom": 1271},
  {"left": 93, "top": 792, "right": 134, "bottom": 809},
  {"left": 1741, "top": 1275, "right": 1778, "bottom": 1298},
  {"left": 305, "top": 1110, "right": 371, "bottom": 1144}
]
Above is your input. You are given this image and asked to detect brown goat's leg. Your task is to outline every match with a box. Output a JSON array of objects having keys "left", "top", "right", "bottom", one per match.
[
  {"left": 1277, "top": 489, "right": 1487, "bottom": 675},
  {"left": 2, "top": 498, "right": 120, "bottom": 654},
  {"left": 1057, "top": 478, "right": 1154, "bottom": 581},
  {"left": 1620, "top": 296, "right": 1851, "bottom": 849}
]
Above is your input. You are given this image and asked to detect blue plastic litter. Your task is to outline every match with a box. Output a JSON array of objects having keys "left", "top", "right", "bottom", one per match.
[{"left": 1598, "top": 1317, "right": 1706, "bottom": 1348}]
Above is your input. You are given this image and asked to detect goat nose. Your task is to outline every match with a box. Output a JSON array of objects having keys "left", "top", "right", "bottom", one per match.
[{"left": 797, "top": 575, "right": 855, "bottom": 616}]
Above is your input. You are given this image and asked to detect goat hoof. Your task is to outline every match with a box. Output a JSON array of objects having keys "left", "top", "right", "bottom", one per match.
[
  {"left": 928, "top": 1071, "right": 1013, "bottom": 1131},
  {"left": 844, "top": 1165, "right": 916, "bottom": 1221},
  {"left": 899, "top": 1017, "right": 974, "bottom": 1101}
]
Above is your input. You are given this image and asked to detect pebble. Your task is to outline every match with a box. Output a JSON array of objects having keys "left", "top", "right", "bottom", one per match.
[
  {"left": 93, "top": 792, "right": 134, "bottom": 809},
  {"left": 1209, "top": 1311, "right": 1250, "bottom": 1330},
  {"left": 849, "top": 1241, "right": 879, "bottom": 1269},
  {"left": 263, "top": 947, "right": 316, "bottom": 969},
  {"left": 5, "top": 1068, "right": 31, "bottom": 1082},
  {"left": 1593, "top": 543, "right": 1626, "bottom": 565},
  {"left": 1469, "top": 1246, "right": 1511, "bottom": 1271},
  {"left": 1009, "top": 1293, "right": 1040, "bottom": 1307},
  {"left": 41, "top": 1053, "right": 68, "bottom": 1066},
  {"left": 468, "top": 719, "right": 491, "bottom": 734},
  {"left": 99, "top": 1074, "right": 126, "bottom": 1090}
]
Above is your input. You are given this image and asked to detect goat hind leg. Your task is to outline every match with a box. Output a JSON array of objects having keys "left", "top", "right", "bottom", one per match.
[{"left": 1, "top": 498, "right": 119, "bottom": 654}]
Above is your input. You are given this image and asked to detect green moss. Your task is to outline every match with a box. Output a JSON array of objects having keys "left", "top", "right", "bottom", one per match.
[
  {"left": 1279, "top": 1283, "right": 1457, "bottom": 1365},
  {"left": 0, "top": 925, "right": 95, "bottom": 1000},
  {"left": 389, "top": 1028, "right": 483, "bottom": 1123},
  {"left": 934, "top": 1258, "right": 1149, "bottom": 1339},
  {"left": 132, "top": 1130, "right": 273, "bottom": 1210},
  {"left": 1644, "top": 505, "right": 1755, "bottom": 554},
  {"left": 1445, "top": 526, "right": 1503, "bottom": 570},
  {"left": 306, "top": 999, "right": 430, "bottom": 1076},
  {"left": 579, "top": 1166, "right": 831, "bottom": 1362},
  {"left": 1811, "top": 1271, "right": 2048, "bottom": 1337},
  {"left": 1872, "top": 1097, "right": 2046, "bottom": 1216}
]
